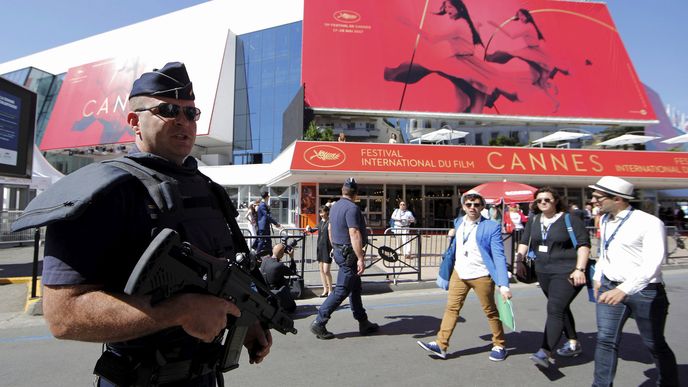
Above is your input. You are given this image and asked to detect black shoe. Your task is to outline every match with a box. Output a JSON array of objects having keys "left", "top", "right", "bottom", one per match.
[
  {"left": 310, "top": 320, "right": 335, "bottom": 340},
  {"left": 358, "top": 319, "right": 379, "bottom": 335}
]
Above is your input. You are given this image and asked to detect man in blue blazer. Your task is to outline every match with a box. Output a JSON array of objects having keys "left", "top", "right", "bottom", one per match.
[
  {"left": 254, "top": 191, "right": 281, "bottom": 254},
  {"left": 418, "top": 192, "right": 512, "bottom": 361}
]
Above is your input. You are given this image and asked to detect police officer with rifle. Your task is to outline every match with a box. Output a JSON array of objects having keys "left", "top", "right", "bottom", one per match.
[{"left": 12, "top": 62, "right": 279, "bottom": 386}]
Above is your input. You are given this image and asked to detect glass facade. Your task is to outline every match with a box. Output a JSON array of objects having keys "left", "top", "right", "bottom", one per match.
[
  {"left": 1, "top": 67, "right": 64, "bottom": 146},
  {"left": 233, "top": 22, "right": 302, "bottom": 165}
]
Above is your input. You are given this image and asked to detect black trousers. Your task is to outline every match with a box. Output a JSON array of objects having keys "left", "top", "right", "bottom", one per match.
[{"left": 536, "top": 271, "right": 583, "bottom": 351}]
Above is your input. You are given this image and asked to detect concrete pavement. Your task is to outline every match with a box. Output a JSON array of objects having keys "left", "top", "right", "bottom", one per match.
[
  {"left": 2, "top": 242, "right": 688, "bottom": 317},
  {"left": 2, "top": 270, "right": 686, "bottom": 386}
]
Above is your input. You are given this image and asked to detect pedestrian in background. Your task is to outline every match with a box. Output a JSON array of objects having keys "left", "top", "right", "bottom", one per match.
[
  {"left": 391, "top": 201, "right": 416, "bottom": 259},
  {"left": 254, "top": 190, "right": 281, "bottom": 254},
  {"left": 516, "top": 187, "right": 590, "bottom": 368},
  {"left": 417, "top": 191, "right": 511, "bottom": 362},
  {"left": 246, "top": 199, "right": 259, "bottom": 236},
  {"left": 310, "top": 178, "right": 379, "bottom": 340},
  {"left": 589, "top": 176, "right": 678, "bottom": 387},
  {"left": 308, "top": 205, "right": 333, "bottom": 297},
  {"left": 507, "top": 204, "right": 525, "bottom": 232}
]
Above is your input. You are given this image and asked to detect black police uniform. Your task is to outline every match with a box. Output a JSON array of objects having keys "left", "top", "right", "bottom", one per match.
[
  {"left": 16, "top": 62, "right": 237, "bottom": 387},
  {"left": 44, "top": 152, "right": 234, "bottom": 387},
  {"left": 311, "top": 178, "right": 377, "bottom": 338}
]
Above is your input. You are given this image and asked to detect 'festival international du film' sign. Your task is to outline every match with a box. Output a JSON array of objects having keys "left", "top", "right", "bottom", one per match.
[{"left": 291, "top": 141, "right": 688, "bottom": 179}]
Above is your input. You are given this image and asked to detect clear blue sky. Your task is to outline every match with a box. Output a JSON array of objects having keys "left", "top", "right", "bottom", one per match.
[{"left": 2, "top": 0, "right": 686, "bottom": 116}]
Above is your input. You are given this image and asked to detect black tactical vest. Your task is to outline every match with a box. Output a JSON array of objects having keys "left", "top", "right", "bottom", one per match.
[{"left": 13, "top": 153, "right": 249, "bottom": 386}]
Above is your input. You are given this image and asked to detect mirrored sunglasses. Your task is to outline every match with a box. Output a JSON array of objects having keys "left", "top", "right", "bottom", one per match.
[
  {"left": 135, "top": 102, "right": 201, "bottom": 121},
  {"left": 535, "top": 198, "right": 553, "bottom": 204}
]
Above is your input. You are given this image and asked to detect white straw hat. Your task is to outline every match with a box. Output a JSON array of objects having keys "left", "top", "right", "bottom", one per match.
[{"left": 588, "top": 176, "right": 634, "bottom": 199}]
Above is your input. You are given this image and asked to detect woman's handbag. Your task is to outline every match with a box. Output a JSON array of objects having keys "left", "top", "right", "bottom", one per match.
[
  {"left": 514, "top": 215, "right": 538, "bottom": 284},
  {"left": 515, "top": 254, "right": 537, "bottom": 284}
]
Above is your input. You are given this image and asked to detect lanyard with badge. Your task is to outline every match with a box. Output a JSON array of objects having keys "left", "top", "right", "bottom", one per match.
[
  {"left": 601, "top": 208, "right": 634, "bottom": 259},
  {"left": 461, "top": 221, "right": 477, "bottom": 257},
  {"left": 539, "top": 219, "right": 554, "bottom": 253}
]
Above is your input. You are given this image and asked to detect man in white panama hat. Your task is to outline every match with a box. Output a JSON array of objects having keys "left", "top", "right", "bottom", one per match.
[{"left": 589, "top": 176, "right": 678, "bottom": 387}]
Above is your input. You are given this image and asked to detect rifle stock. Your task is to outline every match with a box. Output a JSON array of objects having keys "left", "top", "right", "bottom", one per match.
[{"left": 124, "top": 228, "right": 297, "bottom": 372}]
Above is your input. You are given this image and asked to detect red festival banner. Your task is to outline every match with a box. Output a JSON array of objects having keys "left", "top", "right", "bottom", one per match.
[
  {"left": 291, "top": 142, "right": 688, "bottom": 180},
  {"left": 303, "top": 0, "right": 655, "bottom": 123},
  {"left": 40, "top": 58, "right": 148, "bottom": 150}
]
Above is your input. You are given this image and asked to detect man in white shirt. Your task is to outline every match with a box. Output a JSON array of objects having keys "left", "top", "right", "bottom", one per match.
[
  {"left": 589, "top": 176, "right": 678, "bottom": 387},
  {"left": 417, "top": 192, "right": 512, "bottom": 362},
  {"left": 391, "top": 201, "right": 416, "bottom": 259}
]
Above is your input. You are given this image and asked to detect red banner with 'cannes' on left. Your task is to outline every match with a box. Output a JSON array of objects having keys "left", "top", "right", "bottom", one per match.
[{"left": 40, "top": 58, "right": 149, "bottom": 150}]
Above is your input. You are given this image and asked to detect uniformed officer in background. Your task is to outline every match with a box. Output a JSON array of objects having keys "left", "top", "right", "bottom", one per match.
[
  {"left": 26, "top": 62, "right": 272, "bottom": 386},
  {"left": 310, "top": 177, "right": 379, "bottom": 339}
]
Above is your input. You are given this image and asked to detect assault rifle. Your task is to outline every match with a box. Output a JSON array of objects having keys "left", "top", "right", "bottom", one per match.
[{"left": 124, "top": 228, "right": 297, "bottom": 372}]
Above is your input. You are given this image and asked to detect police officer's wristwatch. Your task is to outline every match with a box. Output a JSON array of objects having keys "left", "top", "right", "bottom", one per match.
[{"left": 575, "top": 267, "right": 586, "bottom": 272}]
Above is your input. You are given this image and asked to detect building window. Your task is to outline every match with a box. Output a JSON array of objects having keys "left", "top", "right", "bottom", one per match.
[{"left": 233, "top": 22, "right": 302, "bottom": 165}]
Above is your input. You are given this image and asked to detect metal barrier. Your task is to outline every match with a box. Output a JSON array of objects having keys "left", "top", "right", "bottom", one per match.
[
  {"left": 665, "top": 226, "right": 687, "bottom": 262},
  {"left": 362, "top": 228, "right": 424, "bottom": 283},
  {"left": 0, "top": 211, "right": 37, "bottom": 245},
  {"left": 384, "top": 227, "right": 450, "bottom": 266}
]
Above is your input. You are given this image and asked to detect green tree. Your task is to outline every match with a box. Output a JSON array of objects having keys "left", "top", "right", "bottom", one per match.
[
  {"left": 304, "top": 121, "right": 319, "bottom": 141},
  {"left": 320, "top": 127, "right": 335, "bottom": 141},
  {"left": 303, "top": 121, "right": 335, "bottom": 141}
]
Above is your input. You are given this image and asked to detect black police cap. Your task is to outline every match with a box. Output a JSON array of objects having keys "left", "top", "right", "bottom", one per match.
[
  {"left": 129, "top": 62, "right": 195, "bottom": 100},
  {"left": 343, "top": 177, "right": 358, "bottom": 190}
]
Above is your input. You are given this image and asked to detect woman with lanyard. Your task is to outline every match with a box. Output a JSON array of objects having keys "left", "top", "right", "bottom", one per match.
[{"left": 516, "top": 187, "right": 590, "bottom": 368}]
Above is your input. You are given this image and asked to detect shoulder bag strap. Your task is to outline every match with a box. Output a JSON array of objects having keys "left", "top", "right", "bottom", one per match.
[
  {"left": 564, "top": 213, "right": 578, "bottom": 248},
  {"left": 526, "top": 214, "right": 540, "bottom": 259}
]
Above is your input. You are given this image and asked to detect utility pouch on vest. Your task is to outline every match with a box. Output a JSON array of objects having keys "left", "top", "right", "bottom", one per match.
[{"left": 93, "top": 350, "right": 138, "bottom": 387}]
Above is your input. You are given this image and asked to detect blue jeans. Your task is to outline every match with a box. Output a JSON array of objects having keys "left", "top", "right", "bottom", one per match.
[
  {"left": 316, "top": 246, "right": 368, "bottom": 324},
  {"left": 593, "top": 278, "right": 678, "bottom": 387}
]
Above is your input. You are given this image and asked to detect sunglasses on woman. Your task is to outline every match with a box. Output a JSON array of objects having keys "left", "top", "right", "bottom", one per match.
[
  {"left": 535, "top": 198, "right": 553, "bottom": 204},
  {"left": 135, "top": 102, "right": 201, "bottom": 121}
]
